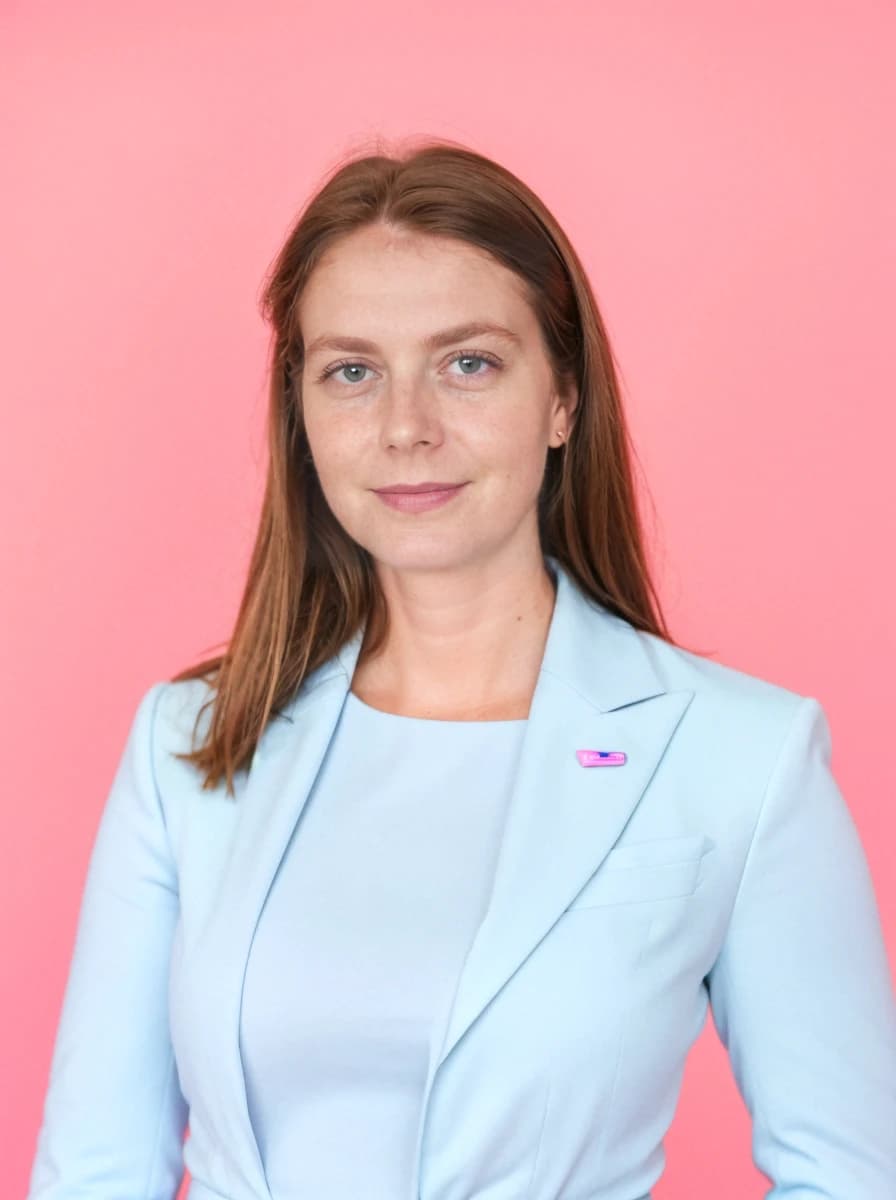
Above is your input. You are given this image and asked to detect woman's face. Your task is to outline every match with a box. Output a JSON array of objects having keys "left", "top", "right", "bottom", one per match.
[{"left": 297, "top": 223, "right": 576, "bottom": 577}]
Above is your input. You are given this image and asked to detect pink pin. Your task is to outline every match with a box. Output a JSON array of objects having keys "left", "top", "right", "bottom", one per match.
[{"left": 576, "top": 749, "right": 627, "bottom": 767}]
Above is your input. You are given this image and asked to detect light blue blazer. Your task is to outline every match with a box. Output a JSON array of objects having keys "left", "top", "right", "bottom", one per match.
[{"left": 28, "top": 557, "right": 896, "bottom": 1200}]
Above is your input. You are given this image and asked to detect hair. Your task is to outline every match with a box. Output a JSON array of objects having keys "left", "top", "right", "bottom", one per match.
[{"left": 170, "top": 135, "right": 690, "bottom": 797}]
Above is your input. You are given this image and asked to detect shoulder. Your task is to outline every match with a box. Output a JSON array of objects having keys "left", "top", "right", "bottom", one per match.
[
  {"left": 630, "top": 631, "right": 843, "bottom": 875},
  {"left": 135, "top": 674, "right": 220, "bottom": 808},
  {"left": 153, "top": 675, "right": 218, "bottom": 748},
  {"left": 635, "top": 626, "right": 814, "bottom": 749}
]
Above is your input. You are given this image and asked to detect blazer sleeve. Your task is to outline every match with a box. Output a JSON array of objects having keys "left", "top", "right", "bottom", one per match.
[
  {"left": 705, "top": 695, "right": 896, "bottom": 1197},
  {"left": 27, "top": 681, "right": 189, "bottom": 1200}
]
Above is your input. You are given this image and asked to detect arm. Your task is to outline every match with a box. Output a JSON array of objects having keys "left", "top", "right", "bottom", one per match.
[
  {"left": 706, "top": 696, "right": 896, "bottom": 1197},
  {"left": 27, "top": 681, "right": 189, "bottom": 1199}
]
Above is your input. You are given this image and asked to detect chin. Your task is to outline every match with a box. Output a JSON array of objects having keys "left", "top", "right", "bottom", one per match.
[{"left": 367, "top": 540, "right": 485, "bottom": 575}]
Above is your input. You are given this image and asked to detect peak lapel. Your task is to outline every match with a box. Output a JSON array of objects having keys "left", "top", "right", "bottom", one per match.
[
  {"left": 404, "top": 558, "right": 694, "bottom": 1198},
  {"left": 425, "top": 559, "right": 694, "bottom": 1071}
]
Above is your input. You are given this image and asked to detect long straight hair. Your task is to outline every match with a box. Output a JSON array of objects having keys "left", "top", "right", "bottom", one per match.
[{"left": 171, "top": 137, "right": 684, "bottom": 797}]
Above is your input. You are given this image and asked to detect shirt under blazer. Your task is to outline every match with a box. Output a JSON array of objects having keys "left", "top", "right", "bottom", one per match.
[{"left": 27, "top": 555, "right": 896, "bottom": 1199}]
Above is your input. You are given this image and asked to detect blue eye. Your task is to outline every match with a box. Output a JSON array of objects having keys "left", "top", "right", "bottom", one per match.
[
  {"left": 317, "top": 350, "right": 503, "bottom": 386},
  {"left": 321, "top": 362, "right": 369, "bottom": 385},
  {"left": 449, "top": 354, "right": 496, "bottom": 376}
]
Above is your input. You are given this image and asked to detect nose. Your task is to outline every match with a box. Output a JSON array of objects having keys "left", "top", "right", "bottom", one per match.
[{"left": 379, "top": 378, "right": 444, "bottom": 451}]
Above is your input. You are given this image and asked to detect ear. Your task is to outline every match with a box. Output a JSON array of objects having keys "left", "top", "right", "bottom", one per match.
[{"left": 552, "top": 374, "right": 579, "bottom": 435}]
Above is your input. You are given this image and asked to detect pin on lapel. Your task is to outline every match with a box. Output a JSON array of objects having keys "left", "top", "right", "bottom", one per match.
[{"left": 576, "top": 749, "right": 627, "bottom": 767}]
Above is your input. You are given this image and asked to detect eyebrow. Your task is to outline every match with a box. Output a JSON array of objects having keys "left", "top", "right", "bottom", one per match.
[{"left": 303, "top": 321, "right": 522, "bottom": 358}]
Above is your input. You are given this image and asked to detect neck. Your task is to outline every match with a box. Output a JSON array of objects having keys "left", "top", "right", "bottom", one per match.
[{"left": 351, "top": 551, "right": 557, "bottom": 721}]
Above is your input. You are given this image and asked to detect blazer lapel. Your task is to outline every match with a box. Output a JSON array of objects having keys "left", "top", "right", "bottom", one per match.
[
  {"left": 401, "top": 559, "right": 694, "bottom": 1194},
  {"left": 198, "top": 556, "right": 692, "bottom": 1198},
  {"left": 432, "top": 684, "right": 692, "bottom": 1068},
  {"left": 430, "top": 561, "right": 694, "bottom": 1069},
  {"left": 193, "top": 661, "right": 350, "bottom": 1197}
]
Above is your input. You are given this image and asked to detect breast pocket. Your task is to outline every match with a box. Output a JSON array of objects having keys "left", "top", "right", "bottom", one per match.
[{"left": 564, "top": 832, "right": 711, "bottom": 911}]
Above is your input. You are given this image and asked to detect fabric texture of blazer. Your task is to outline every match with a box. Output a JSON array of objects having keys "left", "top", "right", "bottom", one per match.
[{"left": 27, "top": 555, "right": 896, "bottom": 1200}]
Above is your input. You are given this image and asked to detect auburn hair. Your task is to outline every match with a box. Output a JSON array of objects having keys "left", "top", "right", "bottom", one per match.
[{"left": 170, "top": 135, "right": 687, "bottom": 797}]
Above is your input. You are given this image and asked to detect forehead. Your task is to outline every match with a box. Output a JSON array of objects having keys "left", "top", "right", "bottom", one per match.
[{"left": 297, "top": 225, "right": 535, "bottom": 344}]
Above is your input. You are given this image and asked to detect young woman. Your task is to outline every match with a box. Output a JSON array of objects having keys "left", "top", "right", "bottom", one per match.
[{"left": 27, "top": 141, "right": 896, "bottom": 1200}]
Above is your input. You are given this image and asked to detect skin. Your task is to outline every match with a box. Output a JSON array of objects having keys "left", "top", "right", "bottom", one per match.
[{"left": 298, "top": 222, "right": 578, "bottom": 720}]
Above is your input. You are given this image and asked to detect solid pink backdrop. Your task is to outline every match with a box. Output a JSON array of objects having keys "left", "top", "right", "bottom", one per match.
[{"left": 3, "top": 1, "right": 894, "bottom": 1196}]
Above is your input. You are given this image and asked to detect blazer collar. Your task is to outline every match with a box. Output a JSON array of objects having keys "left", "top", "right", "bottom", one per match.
[{"left": 195, "top": 555, "right": 693, "bottom": 1198}]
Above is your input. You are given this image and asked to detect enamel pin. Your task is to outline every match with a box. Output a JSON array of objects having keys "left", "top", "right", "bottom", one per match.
[{"left": 576, "top": 749, "right": 627, "bottom": 767}]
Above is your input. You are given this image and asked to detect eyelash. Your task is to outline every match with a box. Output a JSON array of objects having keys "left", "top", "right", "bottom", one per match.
[{"left": 316, "top": 349, "right": 503, "bottom": 385}]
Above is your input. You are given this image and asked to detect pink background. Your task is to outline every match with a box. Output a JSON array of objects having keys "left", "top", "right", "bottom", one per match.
[{"left": 4, "top": 1, "right": 894, "bottom": 1195}]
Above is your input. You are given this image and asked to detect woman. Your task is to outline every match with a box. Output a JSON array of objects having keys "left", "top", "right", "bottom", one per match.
[{"left": 28, "top": 141, "right": 896, "bottom": 1200}]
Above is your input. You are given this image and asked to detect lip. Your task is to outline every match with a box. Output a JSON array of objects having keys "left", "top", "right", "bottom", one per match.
[
  {"left": 372, "top": 482, "right": 465, "bottom": 494},
  {"left": 372, "top": 481, "right": 468, "bottom": 513}
]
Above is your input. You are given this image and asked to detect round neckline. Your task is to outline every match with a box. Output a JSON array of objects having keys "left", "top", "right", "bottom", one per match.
[{"left": 346, "top": 689, "right": 528, "bottom": 727}]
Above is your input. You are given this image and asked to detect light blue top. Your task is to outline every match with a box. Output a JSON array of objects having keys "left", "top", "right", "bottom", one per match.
[
  {"left": 239, "top": 689, "right": 528, "bottom": 1199},
  {"left": 26, "top": 557, "right": 896, "bottom": 1200}
]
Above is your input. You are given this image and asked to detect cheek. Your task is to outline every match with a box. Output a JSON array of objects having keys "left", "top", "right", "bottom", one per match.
[
  {"left": 477, "top": 419, "right": 548, "bottom": 494},
  {"left": 306, "top": 413, "right": 364, "bottom": 477}
]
